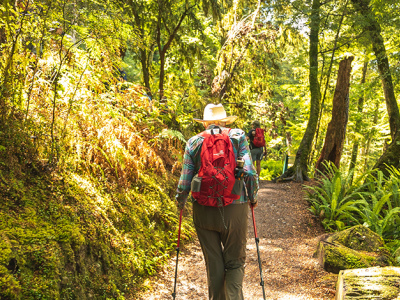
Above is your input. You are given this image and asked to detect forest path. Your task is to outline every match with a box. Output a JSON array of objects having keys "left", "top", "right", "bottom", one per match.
[{"left": 137, "top": 181, "right": 337, "bottom": 299}]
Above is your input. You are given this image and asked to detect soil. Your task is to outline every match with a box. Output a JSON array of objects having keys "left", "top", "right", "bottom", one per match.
[{"left": 137, "top": 180, "right": 338, "bottom": 299}]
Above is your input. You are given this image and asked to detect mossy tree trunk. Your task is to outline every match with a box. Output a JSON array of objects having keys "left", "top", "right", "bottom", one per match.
[
  {"left": 351, "top": 0, "right": 400, "bottom": 175},
  {"left": 372, "top": 135, "right": 400, "bottom": 175},
  {"left": 139, "top": 48, "right": 152, "bottom": 96},
  {"left": 315, "top": 56, "right": 354, "bottom": 173},
  {"left": 292, "top": 0, "right": 321, "bottom": 182}
]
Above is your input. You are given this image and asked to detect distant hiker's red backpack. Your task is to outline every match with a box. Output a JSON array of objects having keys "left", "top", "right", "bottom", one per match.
[
  {"left": 191, "top": 127, "right": 240, "bottom": 207},
  {"left": 252, "top": 128, "right": 265, "bottom": 148}
]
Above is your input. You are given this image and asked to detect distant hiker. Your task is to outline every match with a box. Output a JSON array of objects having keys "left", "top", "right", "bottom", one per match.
[
  {"left": 247, "top": 120, "right": 266, "bottom": 177},
  {"left": 176, "top": 103, "right": 259, "bottom": 300}
]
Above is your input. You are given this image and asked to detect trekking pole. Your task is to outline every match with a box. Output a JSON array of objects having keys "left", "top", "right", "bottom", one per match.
[
  {"left": 172, "top": 208, "right": 183, "bottom": 299},
  {"left": 251, "top": 205, "right": 266, "bottom": 300},
  {"left": 236, "top": 157, "right": 266, "bottom": 299}
]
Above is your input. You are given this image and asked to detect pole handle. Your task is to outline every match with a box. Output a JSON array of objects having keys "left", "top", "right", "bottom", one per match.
[{"left": 251, "top": 205, "right": 258, "bottom": 239}]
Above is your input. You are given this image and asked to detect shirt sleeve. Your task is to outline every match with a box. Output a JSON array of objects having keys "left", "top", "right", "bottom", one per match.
[
  {"left": 247, "top": 129, "right": 253, "bottom": 138},
  {"left": 238, "top": 131, "right": 259, "bottom": 202},
  {"left": 175, "top": 140, "right": 195, "bottom": 206}
]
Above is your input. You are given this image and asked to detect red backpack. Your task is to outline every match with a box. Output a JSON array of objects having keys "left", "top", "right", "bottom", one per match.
[
  {"left": 252, "top": 128, "right": 265, "bottom": 148},
  {"left": 191, "top": 128, "right": 240, "bottom": 207}
]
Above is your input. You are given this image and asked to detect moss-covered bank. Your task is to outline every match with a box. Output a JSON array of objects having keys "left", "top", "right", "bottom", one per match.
[{"left": 0, "top": 169, "right": 194, "bottom": 299}]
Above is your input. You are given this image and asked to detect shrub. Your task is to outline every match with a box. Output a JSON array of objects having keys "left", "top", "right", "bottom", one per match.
[
  {"left": 357, "top": 169, "right": 400, "bottom": 239},
  {"left": 305, "top": 162, "right": 371, "bottom": 231},
  {"left": 306, "top": 162, "right": 400, "bottom": 240},
  {"left": 259, "top": 159, "right": 283, "bottom": 180}
]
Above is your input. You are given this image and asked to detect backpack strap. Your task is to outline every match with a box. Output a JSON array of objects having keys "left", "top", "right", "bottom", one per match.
[
  {"left": 198, "top": 126, "right": 231, "bottom": 137},
  {"left": 210, "top": 126, "right": 222, "bottom": 135}
]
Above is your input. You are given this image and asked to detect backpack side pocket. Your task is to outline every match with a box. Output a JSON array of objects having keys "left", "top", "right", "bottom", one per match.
[
  {"left": 191, "top": 175, "right": 202, "bottom": 193},
  {"left": 231, "top": 179, "right": 243, "bottom": 196}
]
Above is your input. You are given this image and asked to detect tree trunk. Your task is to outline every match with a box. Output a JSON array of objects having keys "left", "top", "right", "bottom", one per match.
[
  {"left": 128, "top": 1, "right": 153, "bottom": 97},
  {"left": 315, "top": 56, "right": 354, "bottom": 173},
  {"left": 158, "top": 52, "right": 165, "bottom": 100},
  {"left": 372, "top": 133, "right": 400, "bottom": 175},
  {"left": 156, "top": 5, "right": 193, "bottom": 100},
  {"left": 313, "top": 1, "right": 348, "bottom": 164},
  {"left": 351, "top": 0, "right": 400, "bottom": 174},
  {"left": 139, "top": 48, "right": 152, "bottom": 97},
  {"left": 292, "top": 0, "right": 321, "bottom": 182},
  {"left": 348, "top": 59, "right": 368, "bottom": 183}
]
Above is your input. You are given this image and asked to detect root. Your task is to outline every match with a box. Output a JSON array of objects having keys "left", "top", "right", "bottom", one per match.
[{"left": 272, "top": 165, "right": 309, "bottom": 183}]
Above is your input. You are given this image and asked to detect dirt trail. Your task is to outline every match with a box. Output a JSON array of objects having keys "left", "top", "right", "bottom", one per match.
[{"left": 138, "top": 181, "right": 337, "bottom": 299}]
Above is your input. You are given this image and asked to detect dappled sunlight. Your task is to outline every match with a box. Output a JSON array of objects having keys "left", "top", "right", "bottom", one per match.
[
  {"left": 1, "top": 0, "right": 399, "bottom": 298},
  {"left": 71, "top": 173, "right": 110, "bottom": 207},
  {"left": 141, "top": 182, "right": 335, "bottom": 299}
]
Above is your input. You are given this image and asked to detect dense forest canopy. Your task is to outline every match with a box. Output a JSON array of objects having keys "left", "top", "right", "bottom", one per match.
[{"left": 1, "top": 0, "right": 400, "bottom": 298}]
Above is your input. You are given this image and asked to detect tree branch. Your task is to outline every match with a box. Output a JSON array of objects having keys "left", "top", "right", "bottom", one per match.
[{"left": 160, "top": 4, "right": 197, "bottom": 56}]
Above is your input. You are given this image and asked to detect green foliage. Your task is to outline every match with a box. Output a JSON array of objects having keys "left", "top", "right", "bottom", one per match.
[
  {"left": 154, "top": 129, "right": 186, "bottom": 144},
  {"left": 0, "top": 163, "right": 194, "bottom": 299},
  {"left": 1, "top": 0, "right": 400, "bottom": 297},
  {"left": 259, "top": 159, "right": 283, "bottom": 180},
  {"left": 0, "top": 2, "right": 195, "bottom": 297},
  {"left": 357, "top": 192, "right": 400, "bottom": 238},
  {"left": 356, "top": 169, "right": 400, "bottom": 239},
  {"left": 307, "top": 162, "right": 400, "bottom": 242},
  {"left": 305, "top": 162, "right": 371, "bottom": 231}
]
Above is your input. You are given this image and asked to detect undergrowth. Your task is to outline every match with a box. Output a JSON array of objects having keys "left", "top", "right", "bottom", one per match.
[
  {"left": 259, "top": 159, "right": 283, "bottom": 180},
  {"left": 0, "top": 165, "right": 194, "bottom": 299},
  {"left": 0, "top": 47, "right": 195, "bottom": 299}
]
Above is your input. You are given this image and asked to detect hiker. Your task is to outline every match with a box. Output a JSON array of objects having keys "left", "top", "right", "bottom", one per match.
[
  {"left": 247, "top": 120, "right": 267, "bottom": 177},
  {"left": 175, "top": 103, "right": 259, "bottom": 300}
]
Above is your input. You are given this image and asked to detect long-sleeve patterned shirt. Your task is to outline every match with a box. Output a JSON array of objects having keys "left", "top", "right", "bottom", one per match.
[{"left": 176, "top": 125, "right": 259, "bottom": 207}]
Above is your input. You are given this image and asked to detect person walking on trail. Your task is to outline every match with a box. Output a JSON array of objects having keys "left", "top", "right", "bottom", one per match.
[
  {"left": 176, "top": 103, "right": 259, "bottom": 300},
  {"left": 247, "top": 120, "right": 267, "bottom": 177}
]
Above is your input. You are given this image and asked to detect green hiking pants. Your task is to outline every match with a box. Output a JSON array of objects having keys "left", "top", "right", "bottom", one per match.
[{"left": 193, "top": 201, "right": 248, "bottom": 300}]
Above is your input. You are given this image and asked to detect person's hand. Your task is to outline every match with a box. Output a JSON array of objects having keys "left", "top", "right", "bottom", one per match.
[
  {"left": 176, "top": 200, "right": 185, "bottom": 210},
  {"left": 235, "top": 169, "right": 247, "bottom": 180},
  {"left": 250, "top": 201, "right": 258, "bottom": 208}
]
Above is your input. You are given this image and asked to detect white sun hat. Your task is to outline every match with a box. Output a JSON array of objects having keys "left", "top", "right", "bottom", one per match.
[{"left": 194, "top": 103, "right": 237, "bottom": 125}]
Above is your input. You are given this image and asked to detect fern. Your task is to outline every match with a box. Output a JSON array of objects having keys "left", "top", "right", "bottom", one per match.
[
  {"left": 154, "top": 129, "right": 187, "bottom": 144},
  {"left": 305, "top": 161, "right": 371, "bottom": 231}
]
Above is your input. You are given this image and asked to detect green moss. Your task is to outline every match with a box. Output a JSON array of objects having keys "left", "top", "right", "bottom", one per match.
[
  {"left": 331, "top": 225, "right": 384, "bottom": 252},
  {"left": 316, "top": 226, "right": 397, "bottom": 274},
  {"left": 324, "top": 244, "right": 372, "bottom": 273},
  {"left": 0, "top": 170, "right": 195, "bottom": 299},
  {"left": 341, "top": 267, "right": 400, "bottom": 299}
]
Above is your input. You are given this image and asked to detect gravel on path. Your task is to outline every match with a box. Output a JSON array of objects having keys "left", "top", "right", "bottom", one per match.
[{"left": 137, "top": 181, "right": 337, "bottom": 300}]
